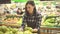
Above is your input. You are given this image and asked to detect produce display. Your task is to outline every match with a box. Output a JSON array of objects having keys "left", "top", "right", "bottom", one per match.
[
  {"left": 0, "top": 15, "right": 23, "bottom": 27},
  {"left": 0, "top": 26, "right": 33, "bottom": 34},
  {"left": 42, "top": 13, "right": 60, "bottom": 27},
  {"left": 0, "top": 26, "right": 18, "bottom": 34},
  {"left": 43, "top": 18, "right": 56, "bottom": 27}
]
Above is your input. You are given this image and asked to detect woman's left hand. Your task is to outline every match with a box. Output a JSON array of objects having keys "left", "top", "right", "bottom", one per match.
[{"left": 33, "top": 28, "right": 38, "bottom": 32}]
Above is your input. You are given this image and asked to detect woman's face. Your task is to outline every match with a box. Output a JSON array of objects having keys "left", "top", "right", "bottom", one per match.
[{"left": 26, "top": 4, "right": 34, "bottom": 14}]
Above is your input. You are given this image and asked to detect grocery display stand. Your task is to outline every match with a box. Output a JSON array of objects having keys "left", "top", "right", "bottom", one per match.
[
  {"left": 0, "top": 15, "right": 60, "bottom": 34},
  {"left": 0, "top": 15, "right": 39, "bottom": 34},
  {"left": 1, "top": 24, "right": 60, "bottom": 34},
  {"left": 40, "top": 15, "right": 60, "bottom": 34},
  {"left": 0, "top": 24, "right": 60, "bottom": 34},
  {"left": 40, "top": 26, "right": 60, "bottom": 34},
  {"left": 0, "top": 15, "right": 22, "bottom": 27}
]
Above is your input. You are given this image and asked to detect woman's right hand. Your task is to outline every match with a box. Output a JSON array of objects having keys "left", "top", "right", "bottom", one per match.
[{"left": 33, "top": 28, "right": 38, "bottom": 32}]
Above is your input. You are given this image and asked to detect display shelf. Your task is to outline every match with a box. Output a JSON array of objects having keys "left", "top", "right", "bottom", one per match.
[
  {"left": 0, "top": 24, "right": 60, "bottom": 34},
  {"left": 40, "top": 26, "right": 60, "bottom": 30},
  {"left": 40, "top": 26, "right": 60, "bottom": 34}
]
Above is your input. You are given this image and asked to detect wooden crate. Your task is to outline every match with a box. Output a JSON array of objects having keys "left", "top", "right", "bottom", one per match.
[{"left": 40, "top": 27, "right": 60, "bottom": 34}]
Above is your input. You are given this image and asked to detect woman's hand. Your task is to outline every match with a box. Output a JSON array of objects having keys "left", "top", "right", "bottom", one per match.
[{"left": 33, "top": 28, "right": 38, "bottom": 32}]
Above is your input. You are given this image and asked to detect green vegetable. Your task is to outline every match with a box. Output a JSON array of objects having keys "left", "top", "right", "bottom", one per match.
[
  {"left": 5, "top": 31, "right": 13, "bottom": 34},
  {"left": 17, "top": 18, "right": 23, "bottom": 26},
  {"left": 24, "top": 30, "right": 32, "bottom": 34},
  {"left": 0, "top": 31, "right": 3, "bottom": 34},
  {"left": 45, "top": 18, "right": 55, "bottom": 23},
  {"left": 12, "top": 28, "right": 18, "bottom": 34},
  {"left": 16, "top": 31, "right": 23, "bottom": 34},
  {"left": 0, "top": 26, "right": 9, "bottom": 33},
  {"left": 25, "top": 27, "right": 33, "bottom": 32}
]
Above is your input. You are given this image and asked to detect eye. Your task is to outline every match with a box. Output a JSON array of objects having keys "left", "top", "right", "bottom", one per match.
[
  {"left": 28, "top": 7, "right": 30, "bottom": 8},
  {"left": 27, "top": 6, "right": 30, "bottom": 9}
]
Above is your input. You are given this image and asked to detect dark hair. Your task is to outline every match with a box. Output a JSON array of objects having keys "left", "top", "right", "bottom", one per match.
[{"left": 25, "top": 1, "right": 36, "bottom": 16}]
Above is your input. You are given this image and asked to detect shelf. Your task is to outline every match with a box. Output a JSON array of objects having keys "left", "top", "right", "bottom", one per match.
[{"left": 40, "top": 26, "right": 60, "bottom": 30}]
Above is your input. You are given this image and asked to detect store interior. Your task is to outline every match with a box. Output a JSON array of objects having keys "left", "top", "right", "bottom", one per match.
[{"left": 0, "top": 0, "right": 60, "bottom": 34}]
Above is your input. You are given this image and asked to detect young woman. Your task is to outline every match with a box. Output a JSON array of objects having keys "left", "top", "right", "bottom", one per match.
[{"left": 21, "top": 1, "right": 42, "bottom": 34}]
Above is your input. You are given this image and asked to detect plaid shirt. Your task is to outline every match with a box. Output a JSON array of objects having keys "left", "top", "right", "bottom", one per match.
[{"left": 22, "top": 13, "right": 42, "bottom": 29}]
